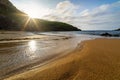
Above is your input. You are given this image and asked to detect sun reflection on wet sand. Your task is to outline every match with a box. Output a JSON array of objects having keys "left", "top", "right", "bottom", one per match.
[
  {"left": 27, "top": 40, "right": 37, "bottom": 59},
  {"left": 28, "top": 40, "right": 37, "bottom": 52}
]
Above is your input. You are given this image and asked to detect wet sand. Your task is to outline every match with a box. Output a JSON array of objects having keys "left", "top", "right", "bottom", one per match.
[
  {"left": 4, "top": 38, "right": 120, "bottom": 80},
  {"left": 0, "top": 33, "right": 80, "bottom": 80}
]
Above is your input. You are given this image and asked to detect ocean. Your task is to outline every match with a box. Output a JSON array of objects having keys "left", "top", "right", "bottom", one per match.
[{"left": 38, "top": 30, "right": 120, "bottom": 37}]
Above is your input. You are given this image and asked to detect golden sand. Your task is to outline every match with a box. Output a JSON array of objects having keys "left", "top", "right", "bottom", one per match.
[{"left": 5, "top": 39, "right": 120, "bottom": 80}]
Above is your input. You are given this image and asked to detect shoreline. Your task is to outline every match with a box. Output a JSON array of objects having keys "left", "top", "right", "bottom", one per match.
[
  {"left": 2, "top": 43, "right": 76, "bottom": 80},
  {"left": 5, "top": 38, "right": 120, "bottom": 80},
  {"left": 0, "top": 31, "right": 73, "bottom": 43},
  {"left": 0, "top": 34, "right": 77, "bottom": 80},
  {"left": 3, "top": 38, "right": 85, "bottom": 80}
]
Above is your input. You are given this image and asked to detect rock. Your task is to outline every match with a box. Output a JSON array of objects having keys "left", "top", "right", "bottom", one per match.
[{"left": 101, "top": 33, "right": 112, "bottom": 37}]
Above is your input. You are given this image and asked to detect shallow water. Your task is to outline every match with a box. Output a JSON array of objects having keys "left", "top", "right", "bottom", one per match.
[
  {"left": 39, "top": 30, "right": 120, "bottom": 37},
  {"left": 0, "top": 33, "right": 88, "bottom": 79},
  {"left": 0, "top": 31, "right": 118, "bottom": 79}
]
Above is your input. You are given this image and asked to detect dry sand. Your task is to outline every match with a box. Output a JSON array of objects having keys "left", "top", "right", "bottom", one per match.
[{"left": 5, "top": 38, "right": 120, "bottom": 80}]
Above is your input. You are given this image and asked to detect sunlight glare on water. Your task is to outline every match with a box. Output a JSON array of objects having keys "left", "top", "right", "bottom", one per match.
[
  {"left": 27, "top": 40, "right": 37, "bottom": 59},
  {"left": 28, "top": 40, "right": 37, "bottom": 52}
]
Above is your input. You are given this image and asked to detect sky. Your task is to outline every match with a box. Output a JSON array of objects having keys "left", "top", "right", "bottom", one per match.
[{"left": 10, "top": 0, "right": 120, "bottom": 30}]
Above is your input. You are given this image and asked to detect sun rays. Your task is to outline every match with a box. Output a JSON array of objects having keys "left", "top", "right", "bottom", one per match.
[
  {"left": 21, "top": 16, "right": 40, "bottom": 31},
  {"left": 14, "top": 12, "right": 40, "bottom": 31},
  {"left": 23, "top": 17, "right": 31, "bottom": 30}
]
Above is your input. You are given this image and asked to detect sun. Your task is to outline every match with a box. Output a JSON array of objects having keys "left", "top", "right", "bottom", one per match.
[
  {"left": 24, "top": 4, "right": 50, "bottom": 18},
  {"left": 27, "top": 8, "right": 46, "bottom": 18}
]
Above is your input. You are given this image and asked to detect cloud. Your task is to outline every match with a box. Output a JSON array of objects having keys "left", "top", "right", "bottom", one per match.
[
  {"left": 43, "top": 1, "right": 120, "bottom": 30},
  {"left": 55, "top": 0, "right": 78, "bottom": 16},
  {"left": 78, "top": 1, "right": 120, "bottom": 30},
  {"left": 43, "top": 0, "right": 78, "bottom": 21}
]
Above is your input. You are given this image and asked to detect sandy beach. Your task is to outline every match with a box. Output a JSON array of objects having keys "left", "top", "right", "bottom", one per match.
[
  {"left": 0, "top": 0, "right": 120, "bottom": 80},
  {"left": 4, "top": 38, "right": 120, "bottom": 80}
]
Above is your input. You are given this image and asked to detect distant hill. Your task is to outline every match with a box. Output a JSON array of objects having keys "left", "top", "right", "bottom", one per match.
[
  {"left": 115, "top": 28, "right": 120, "bottom": 31},
  {"left": 0, "top": 0, "right": 80, "bottom": 31}
]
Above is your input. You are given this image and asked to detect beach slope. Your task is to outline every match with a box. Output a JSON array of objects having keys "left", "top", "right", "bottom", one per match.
[{"left": 5, "top": 39, "right": 120, "bottom": 80}]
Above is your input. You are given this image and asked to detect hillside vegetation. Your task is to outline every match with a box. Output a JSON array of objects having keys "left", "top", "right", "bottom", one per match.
[{"left": 0, "top": 0, "right": 80, "bottom": 31}]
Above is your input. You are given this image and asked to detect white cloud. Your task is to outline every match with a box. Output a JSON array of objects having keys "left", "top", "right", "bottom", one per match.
[
  {"left": 55, "top": 0, "right": 78, "bottom": 16},
  {"left": 43, "top": 0, "right": 78, "bottom": 21},
  {"left": 43, "top": 1, "right": 120, "bottom": 30},
  {"left": 10, "top": 0, "right": 120, "bottom": 30},
  {"left": 78, "top": 1, "right": 120, "bottom": 30}
]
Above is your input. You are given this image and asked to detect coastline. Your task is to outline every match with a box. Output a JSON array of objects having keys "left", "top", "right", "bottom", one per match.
[
  {"left": 5, "top": 38, "right": 120, "bottom": 80},
  {"left": 0, "top": 31, "right": 73, "bottom": 43},
  {"left": 0, "top": 31, "right": 81, "bottom": 80}
]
